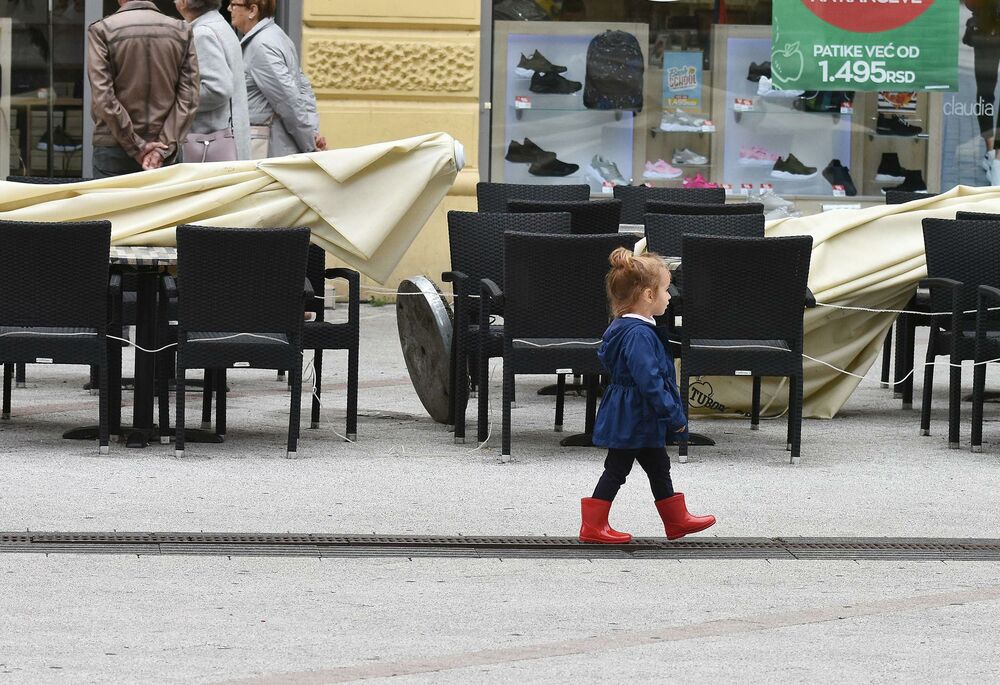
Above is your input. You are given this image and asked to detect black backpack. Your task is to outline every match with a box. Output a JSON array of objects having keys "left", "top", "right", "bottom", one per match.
[{"left": 584, "top": 30, "right": 644, "bottom": 112}]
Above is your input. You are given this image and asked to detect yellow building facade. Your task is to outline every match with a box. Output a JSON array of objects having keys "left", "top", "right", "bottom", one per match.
[{"left": 301, "top": 0, "right": 482, "bottom": 290}]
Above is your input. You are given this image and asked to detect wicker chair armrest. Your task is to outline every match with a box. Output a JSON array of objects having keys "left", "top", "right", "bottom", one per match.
[
  {"left": 975, "top": 286, "right": 1000, "bottom": 353},
  {"left": 920, "top": 278, "right": 964, "bottom": 338},
  {"left": 441, "top": 270, "right": 469, "bottom": 284},
  {"left": 804, "top": 287, "right": 816, "bottom": 308},
  {"left": 323, "top": 268, "right": 360, "bottom": 320},
  {"left": 918, "top": 277, "right": 962, "bottom": 291},
  {"left": 479, "top": 278, "right": 503, "bottom": 336},
  {"left": 978, "top": 285, "right": 1000, "bottom": 305},
  {"left": 160, "top": 274, "right": 178, "bottom": 300}
]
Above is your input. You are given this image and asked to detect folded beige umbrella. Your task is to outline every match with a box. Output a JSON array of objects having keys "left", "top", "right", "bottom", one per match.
[{"left": 0, "top": 131, "right": 462, "bottom": 284}]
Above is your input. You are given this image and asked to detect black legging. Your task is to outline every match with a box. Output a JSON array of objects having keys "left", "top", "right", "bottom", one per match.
[
  {"left": 974, "top": 35, "right": 1000, "bottom": 139},
  {"left": 593, "top": 447, "right": 674, "bottom": 502}
]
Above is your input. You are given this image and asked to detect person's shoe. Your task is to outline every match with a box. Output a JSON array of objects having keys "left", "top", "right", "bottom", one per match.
[
  {"left": 984, "top": 149, "right": 997, "bottom": 176},
  {"left": 771, "top": 153, "right": 818, "bottom": 180},
  {"left": 643, "top": 159, "right": 683, "bottom": 180},
  {"left": 35, "top": 125, "right": 83, "bottom": 152},
  {"left": 580, "top": 497, "right": 632, "bottom": 544},
  {"left": 655, "top": 493, "right": 716, "bottom": 540},
  {"left": 672, "top": 148, "right": 708, "bottom": 166},
  {"left": 590, "top": 155, "right": 630, "bottom": 185},
  {"left": 682, "top": 173, "right": 717, "bottom": 189},
  {"left": 757, "top": 188, "right": 794, "bottom": 211},
  {"left": 822, "top": 159, "right": 858, "bottom": 196},
  {"left": 529, "top": 154, "right": 579, "bottom": 177},
  {"left": 739, "top": 145, "right": 780, "bottom": 167},
  {"left": 746, "top": 61, "right": 771, "bottom": 82},
  {"left": 876, "top": 112, "right": 922, "bottom": 136},
  {"left": 516, "top": 49, "right": 567, "bottom": 75},
  {"left": 756, "top": 75, "right": 803, "bottom": 98},
  {"left": 530, "top": 71, "right": 582, "bottom": 94},
  {"left": 990, "top": 160, "right": 1000, "bottom": 187},
  {"left": 875, "top": 152, "right": 907, "bottom": 183},
  {"left": 505, "top": 137, "right": 555, "bottom": 164},
  {"left": 884, "top": 170, "right": 928, "bottom": 194}
]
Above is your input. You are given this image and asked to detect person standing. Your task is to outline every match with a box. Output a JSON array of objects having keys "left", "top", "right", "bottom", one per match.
[
  {"left": 230, "top": 0, "right": 326, "bottom": 158},
  {"left": 87, "top": 0, "right": 200, "bottom": 177},
  {"left": 966, "top": 0, "right": 1000, "bottom": 183},
  {"left": 175, "top": 0, "right": 251, "bottom": 161}
]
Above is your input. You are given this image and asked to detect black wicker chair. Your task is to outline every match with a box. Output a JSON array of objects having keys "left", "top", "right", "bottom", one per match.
[
  {"left": 483, "top": 232, "right": 636, "bottom": 460},
  {"left": 444, "top": 211, "right": 572, "bottom": 443},
  {"left": 302, "top": 245, "right": 360, "bottom": 438},
  {"left": 679, "top": 235, "right": 813, "bottom": 464},
  {"left": 475, "top": 182, "right": 590, "bottom": 213},
  {"left": 918, "top": 218, "right": 1000, "bottom": 448},
  {"left": 646, "top": 201, "right": 764, "bottom": 216},
  {"left": 507, "top": 199, "right": 622, "bottom": 234},
  {"left": 613, "top": 185, "right": 725, "bottom": 224},
  {"left": 0, "top": 219, "right": 113, "bottom": 454},
  {"left": 882, "top": 191, "right": 941, "bottom": 405},
  {"left": 171, "top": 225, "right": 310, "bottom": 457}
]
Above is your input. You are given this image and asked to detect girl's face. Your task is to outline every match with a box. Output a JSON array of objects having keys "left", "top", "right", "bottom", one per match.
[{"left": 649, "top": 268, "right": 672, "bottom": 317}]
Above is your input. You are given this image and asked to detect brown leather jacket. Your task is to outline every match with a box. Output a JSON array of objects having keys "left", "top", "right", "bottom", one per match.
[{"left": 87, "top": 0, "right": 200, "bottom": 162}]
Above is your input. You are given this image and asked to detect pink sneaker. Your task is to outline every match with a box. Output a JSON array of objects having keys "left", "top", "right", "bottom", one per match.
[
  {"left": 682, "top": 173, "right": 718, "bottom": 189},
  {"left": 739, "top": 146, "right": 780, "bottom": 167},
  {"left": 643, "top": 159, "right": 682, "bottom": 180}
]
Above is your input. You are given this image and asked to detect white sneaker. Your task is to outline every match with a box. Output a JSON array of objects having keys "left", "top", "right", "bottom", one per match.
[
  {"left": 985, "top": 149, "right": 997, "bottom": 177},
  {"left": 757, "top": 76, "right": 804, "bottom": 98},
  {"left": 765, "top": 206, "right": 801, "bottom": 221},
  {"left": 672, "top": 148, "right": 708, "bottom": 166},
  {"left": 659, "top": 109, "right": 705, "bottom": 132},
  {"left": 757, "top": 189, "right": 794, "bottom": 211}
]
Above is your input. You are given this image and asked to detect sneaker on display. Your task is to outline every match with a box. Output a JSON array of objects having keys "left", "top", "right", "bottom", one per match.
[
  {"left": 590, "top": 155, "right": 630, "bottom": 185},
  {"left": 739, "top": 145, "right": 780, "bottom": 166},
  {"left": 659, "top": 109, "right": 706, "bottom": 132},
  {"left": 682, "top": 173, "right": 718, "bottom": 189},
  {"left": 876, "top": 112, "right": 922, "bottom": 136},
  {"left": 529, "top": 155, "right": 579, "bottom": 177},
  {"left": 756, "top": 76, "right": 803, "bottom": 98},
  {"left": 671, "top": 148, "right": 708, "bottom": 166},
  {"left": 822, "top": 159, "right": 858, "bottom": 196},
  {"left": 874, "top": 152, "right": 907, "bottom": 183},
  {"left": 643, "top": 159, "right": 683, "bottom": 180},
  {"left": 505, "top": 137, "right": 555, "bottom": 164},
  {"left": 883, "top": 170, "right": 928, "bottom": 194},
  {"left": 35, "top": 125, "right": 83, "bottom": 152},
  {"left": 756, "top": 189, "right": 794, "bottom": 211},
  {"left": 529, "top": 71, "right": 582, "bottom": 94},
  {"left": 516, "top": 49, "right": 567, "bottom": 77},
  {"left": 771, "top": 153, "right": 819, "bottom": 180},
  {"left": 746, "top": 61, "right": 771, "bottom": 82},
  {"left": 765, "top": 206, "right": 802, "bottom": 221}
]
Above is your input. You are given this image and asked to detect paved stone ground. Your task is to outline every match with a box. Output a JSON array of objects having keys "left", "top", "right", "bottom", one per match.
[{"left": 1, "top": 304, "right": 998, "bottom": 683}]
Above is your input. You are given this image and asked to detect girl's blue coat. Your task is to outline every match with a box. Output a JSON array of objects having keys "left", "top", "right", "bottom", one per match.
[{"left": 592, "top": 317, "right": 688, "bottom": 449}]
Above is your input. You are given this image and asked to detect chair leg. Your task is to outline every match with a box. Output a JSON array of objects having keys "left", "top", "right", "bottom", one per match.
[
  {"left": 554, "top": 373, "right": 566, "bottom": 432},
  {"left": 216, "top": 369, "right": 227, "bottom": 438},
  {"left": 893, "top": 314, "right": 907, "bottom": 399},
  {"left": 789, "top": 374, "right": 803, "bottom": 464},
  {"left": 277, "top": 370, "right": 285, "bottom": 382},
  {"left": 310, "top": 350, "right": 323, "bottom": 429},
  {"left": 902, "top": 314, "right": 918, "bottom": 409},
  {"left": 477, "top": 352, "right": 489, "bottom": 444},
  {"left": 287, "top": 360, "right": 302, "bottom": 458},
  {"left": 175, "top": 366, "right": 186, "bottom": 457},
  {"left": 919, "top": 332, "right": 936, "bottom": 436},
  {"left": 2, "top": 363, "right": 12, "bottom": 420},
  {"left": 501, "top": 362, "right": 513, "bottom": 461},
  {"left": 454, "top": 334, "right": 468, "bottom": 444},
  {"left": 751, "top": 376, "right": 761, "bottom": 431},
  {"left": 157, "top": 350, "right": 171, "bottom": 444},
  {"left": 972, "top": 359, "right": 986, "bottom": 452},
  {"left": 201, "top": 369, "right": 214, "bottom": 430},
  {"left": 87, "top": 365, "right": 98, "bottom": 395},
  {"left": 109, "top": 332, "right": 123, "bottom": 436},
  {"left": 15, "top": 362, "right": 26, "bottom": 389},
  {"left": 948, "top": 354, "right": 962, "bottom": 449},
  {"left": 880, "top": 324, "right": 893, "bottom": 388},
  {"left": 347, "top": 344, "right": 358, "bottom": 441},
  {"left": 98, "top": 362, "right": 110, "bottom": 455},
  {"left": 678, "top": 373, "right": 689, "bottom": 462}
]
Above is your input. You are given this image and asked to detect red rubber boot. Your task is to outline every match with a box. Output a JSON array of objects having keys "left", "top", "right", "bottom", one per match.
[
  {"left": 655, "top": 493, "right": 716, "bottom": 540},
  {"left": 579, "top": 497, "right": 632, "bottom": 544}
]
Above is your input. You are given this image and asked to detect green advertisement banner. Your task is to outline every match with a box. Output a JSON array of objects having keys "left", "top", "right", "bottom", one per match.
[{"left": 771, "top": 0, "right": 958, "bottom": 92}]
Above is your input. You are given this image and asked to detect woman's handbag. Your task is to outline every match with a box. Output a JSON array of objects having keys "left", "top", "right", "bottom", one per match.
[{"left": 182, "top": 128, "right": 238, "bottom": 163}]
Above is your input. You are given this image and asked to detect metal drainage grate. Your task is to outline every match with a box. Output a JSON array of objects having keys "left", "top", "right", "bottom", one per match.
[{"left": 2, "top": 533, "right": 1000, "bottom": 560}]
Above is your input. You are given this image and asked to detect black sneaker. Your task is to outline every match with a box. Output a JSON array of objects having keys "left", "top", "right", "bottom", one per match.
[
  {"left": 517, "top": 49, "right": 567, "bottom": 74},
  {"left": 746, "top": 61, "right": 771, "bottom": 82},
  {"left": 876, "top": 112, "right": 922, "bottom": 136},
  {"left": 530, "top": 71, "right": 582, "bottom": 95},
  {"left": 875, "top": 152, "right": 907, "bottom": 182},
  {"left": 36, "top": 125, "right": 82, "bottom": 152},
  {"left": 771, "top": 153, "right": 818, "bottom": 180},
  {"left": 885, "top": 170, "right": 928, "bottom": 193},
  {"left": 822, "top": 159, "right": 858, "bottom": 196},
  {"left": 505, "top": 138, "right": 555, "bottom": 164},
  {"left": 529, "top": 155, "right": 579, "bottom": 177}
]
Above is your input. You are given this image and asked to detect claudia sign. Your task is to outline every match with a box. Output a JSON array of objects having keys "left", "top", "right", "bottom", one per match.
[{"left": 771, "top": 0, "right": 957, "bottom": 91}]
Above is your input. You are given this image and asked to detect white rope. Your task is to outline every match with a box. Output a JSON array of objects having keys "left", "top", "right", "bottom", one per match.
[{"left": 815, "top": 301, "right": 1000, "bottom": 317}]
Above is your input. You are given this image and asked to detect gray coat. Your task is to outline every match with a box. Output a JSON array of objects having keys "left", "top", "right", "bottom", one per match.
[
  {"left": 241, "top": 18, "right": 319, "bottom": 157},
  {"left": 189, "top": 10, "right": 251, "bottom": 160}
]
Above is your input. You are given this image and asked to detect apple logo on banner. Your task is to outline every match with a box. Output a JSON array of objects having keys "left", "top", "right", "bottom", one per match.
[{"left": 801, "top": 0, "right": 934, "bottom": 34}]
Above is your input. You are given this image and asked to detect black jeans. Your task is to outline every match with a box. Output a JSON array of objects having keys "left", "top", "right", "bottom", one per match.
[
  {"left": 593, "top": 447, "right": 674, "bottom": 502},
  {"left": 973, "top": 35, "right": 1000, "bottom": 139}
]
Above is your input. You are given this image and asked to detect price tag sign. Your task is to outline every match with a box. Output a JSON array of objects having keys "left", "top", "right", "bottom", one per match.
[
  {"left": 722, "top": 183, "right": 735, "bottom": 195},
  {"left": 822, "top": 203, "right": 862, "bottom": 212},
  {"left": 740, "top": 183, "right": 754, "bottom": 196},
  {"left": 601, "top": 181, "right": 614, "bottom": 194},
  {"left": 832, "top": 185, "right": 847, "bottom": 197},
  {"left": 840, "top": 103, "right": 854, "bottom": 115},
  {"left": 759, "top": 183, "right": 774, "bottom": 192},
  {"left": 514, "top": 96, "right": 531, "bottom": 109},
  {"left": 700, "top": 120, "right": 716, "bottom": 132},
  {"left": 733, "top": 98, "right": 754, "bottom": 112}
]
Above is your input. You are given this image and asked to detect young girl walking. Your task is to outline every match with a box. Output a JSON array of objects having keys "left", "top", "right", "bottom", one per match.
[{"left": 580, "top": 247, "right": 716, "bottom": 543}]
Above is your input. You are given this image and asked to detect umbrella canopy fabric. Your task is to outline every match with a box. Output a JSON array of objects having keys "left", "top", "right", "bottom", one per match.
[{"left": 0, "top": 132, "right": 460, "bottom": 283}]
